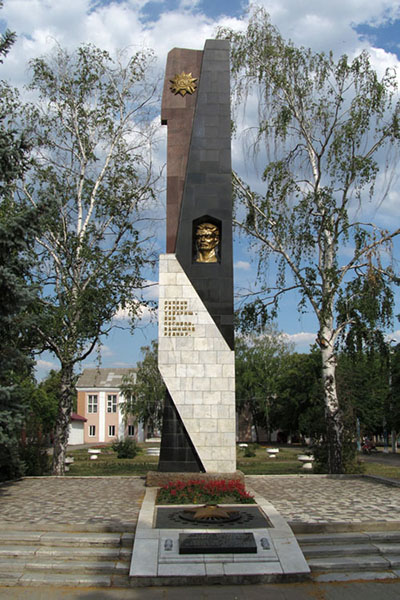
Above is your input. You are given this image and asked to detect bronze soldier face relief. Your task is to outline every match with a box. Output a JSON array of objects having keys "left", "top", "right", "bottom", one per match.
[{"left": 195, "top": 222, "right": 220, "bottom": 263}]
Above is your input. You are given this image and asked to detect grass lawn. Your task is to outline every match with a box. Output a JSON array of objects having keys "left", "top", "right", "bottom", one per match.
[
  {"left": 65, "top": 444, "right": 159, "bottom": 476},
  {"left": 237, "top": 445, "right": 306, "bottom": 475},
  {"left": 65, "top": 443, "right": 309, "bottom": 476},
  {"left": 362, "top": 461, "right": 400, "bottom": 480},
  {"left": 64, "top": 443, "right": 400, "bottom": 479}
]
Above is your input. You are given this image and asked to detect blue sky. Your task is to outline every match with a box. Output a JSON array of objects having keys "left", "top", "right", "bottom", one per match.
[{"left": 2, "top": 0, "right": 400, "bottom": 379}]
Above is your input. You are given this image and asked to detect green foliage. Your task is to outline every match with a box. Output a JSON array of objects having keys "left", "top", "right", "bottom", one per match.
[
  {"left": 19, "top": 431, "right": 51, "bottom": 477},
  {"left": 275, "top": 350, "right": 324, "bottom": 438},
  {"left": 0, "top": 2, "right": 16, "bottom": 64},
  {"left": 313, "top": 435, "right": 364, "bottom": 475},
  {"left": 219, "top": 7, "right": 400, "bottom": 472},
  {"left": 13, "top": 43, "right": 159, "bottom": 473},
  {"left": 112, "top": 438, "right": 139, "bottom": 459},
  {"left": 35, "top": 370, "right": 62, "bottom": 433},
  {"left": 235, "top": 326, "right": 293, "bottom": 438},
  {"left": 243, "top": 444, "right": 257, "bottom": 458},
  {"left": 0, "top": 4, "right": 44, "bottom": 481},
  {"left": 120, "top": 340, "right": 165, "bottom": 433}
]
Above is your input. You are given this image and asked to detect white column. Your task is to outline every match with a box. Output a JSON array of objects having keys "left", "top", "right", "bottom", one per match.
[
  {"left": 99, "top": 391, "right": 105, "bottom": 442},
  {"left": 118, "top": 395, "right": 125, "bottom": 440}
]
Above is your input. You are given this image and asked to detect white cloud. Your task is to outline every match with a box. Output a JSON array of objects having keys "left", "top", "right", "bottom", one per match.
[
  {"left": 141, "top": 280, "right": 159, "bottom": 301},
  {"left": 235, "top": 260, "right": 251, "bottom": 270},
  {"left": 113, "top": 300, "right": 155, "bottom": 323},
  {"left": 283, "top": 331, "right": 317, "bottom": 347},
  {"left": 257, "top": 0, "right": 400, "bottom": 58},
  {"left": 99, "top": 344, "right": 114, "bottom": 357},
  {"left": 36, "top": 358, "right": 56, "bottom": 369},
  {"left": 34, "top": 357, "right": 58, "bottom": 381},
  {"left": 386, "top": 331, "right": 400, "bottom": 344}
]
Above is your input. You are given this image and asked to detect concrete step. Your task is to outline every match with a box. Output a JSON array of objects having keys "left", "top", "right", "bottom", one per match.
[
  {"left": 297, "top": 530, "right": 400, "bottom": 546},
  {"left": 0, "top": 557, "right": 130, "bottom": 575},
  {"left": 35, "top": 545, "right": 131, "bottom": 560},
  {"left": 296, "top": 528, "right": 400, "bottom": 582},
  {"left": 18, "top": 572, "right": 114, "bottom": 587},
  {"left": 0, "top": 544, "right": 131, "bottom": 561},
  {"left": 297, "top": 532, "right": 370, "bottom": 546},
  {"left": 0, "top": 528, "right": 134, "bottom": 588},
  {"left": 303, "top": 543, "right": 380, "bottom": 558},
  {"left": 314, "top": 570, "right": 399, "bottom": 583},
  {"left": 0, "top": 531, "right": 134, "bottom": 548},
  {"left": 308, "top": 554, "right": 391, "bottom": 572}
]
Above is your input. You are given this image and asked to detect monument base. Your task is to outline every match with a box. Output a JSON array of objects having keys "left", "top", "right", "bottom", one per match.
[{"left": 129, "top": 486, "right": 311, "bottom": 586}]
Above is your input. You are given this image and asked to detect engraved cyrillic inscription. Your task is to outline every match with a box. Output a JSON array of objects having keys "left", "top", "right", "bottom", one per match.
[{"left": 163, "top": 300, "right": 196, "bottom": 336}]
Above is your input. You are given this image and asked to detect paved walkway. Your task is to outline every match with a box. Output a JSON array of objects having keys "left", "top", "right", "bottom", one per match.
[
  {"left": 1, "top": 474, "right": 400, "bottom": 529},
  {"left": 3, "top": 581, "right": 400, "bottom": 599},
  {"left": 246, "top": 475, "right": 400, "bottom": 524},
  {"left": 0, "top": 477, "right": 145, "bottom": 529}
]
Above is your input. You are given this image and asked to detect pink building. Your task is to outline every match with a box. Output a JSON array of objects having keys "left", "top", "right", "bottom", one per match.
[{"left": 75, "top": 367, "right": 144, "bottom": 444}]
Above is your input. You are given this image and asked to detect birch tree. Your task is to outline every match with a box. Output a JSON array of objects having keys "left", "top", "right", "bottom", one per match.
[
  {"left": 220, "top": 8, "right": 400, "bottom": 472},
  {"left": 18, "top": 44, "right": 159, "bottom": 474}
]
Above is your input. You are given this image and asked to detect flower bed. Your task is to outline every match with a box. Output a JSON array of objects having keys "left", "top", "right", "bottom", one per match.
[{"left": 156, "top": 479, "right": 255, "bottom": 505}]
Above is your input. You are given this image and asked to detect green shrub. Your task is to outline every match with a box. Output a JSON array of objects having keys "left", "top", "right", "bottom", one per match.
[
  {"left": 112, "top": 439, "right": 139, "bottom": 459},
  {"left": 243, "top": 444, "right": 257, "bottom": 457},
  {"left": 19, "top": 437, "right": 51, "bottom": 476}
]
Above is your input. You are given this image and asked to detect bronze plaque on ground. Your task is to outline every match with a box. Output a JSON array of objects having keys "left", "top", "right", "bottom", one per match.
[{"left": 179, "top": 532, "right": 257, "bottom": 554}]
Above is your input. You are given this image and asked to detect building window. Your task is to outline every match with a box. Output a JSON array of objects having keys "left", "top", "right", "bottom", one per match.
[
  {"left": 108, "top": 425, "right": 116, "bottom": 437},
  {"left": 89, "top": 425, "right": 96, "bottom": 437},
  {"left": 107, "top": 394, "right": 117, "bottom": 413},
  {"left": 88, "top": 395, "right": 98, "bottom": 414},
  {"left": 128, "top": 425, "right": 135, "bottom": 437}
]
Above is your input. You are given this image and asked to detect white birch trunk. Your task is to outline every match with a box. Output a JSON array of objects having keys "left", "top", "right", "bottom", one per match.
[
  {"left": 320, "top": 326, "right": 343, "bottom": 473},
  {"left": 52, "top": 363, "right": 74, "bottom": 476}
]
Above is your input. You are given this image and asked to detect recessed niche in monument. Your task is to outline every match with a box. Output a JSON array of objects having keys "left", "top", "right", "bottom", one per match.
[{"left": 192, "top": 216, "right": 222, "bottom": 264}]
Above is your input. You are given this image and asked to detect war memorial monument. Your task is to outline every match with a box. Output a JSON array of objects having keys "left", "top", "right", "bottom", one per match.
[
  {"left": 129, "top": 39, "right": 310, "bottom": 585},
  {"left": 157, "top": 38, "right": 236, "bottom": 474}
]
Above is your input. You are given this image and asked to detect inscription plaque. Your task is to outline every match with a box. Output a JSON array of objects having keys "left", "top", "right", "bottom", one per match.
[{"left": 179, "top": 532, "right": 257, "bottom": 555}]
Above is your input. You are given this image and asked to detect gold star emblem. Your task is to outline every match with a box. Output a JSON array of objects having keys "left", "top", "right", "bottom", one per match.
[
  {"left": 170, "top": 72, "right": 198, "bottom": 96},
  {"left": 184, "top": 504, "right": 237, "bottom": 521}
]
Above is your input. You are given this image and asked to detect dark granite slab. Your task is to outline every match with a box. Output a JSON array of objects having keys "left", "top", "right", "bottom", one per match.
[{"left": 179, "top": 532, "right": 257, "bottom": 554}]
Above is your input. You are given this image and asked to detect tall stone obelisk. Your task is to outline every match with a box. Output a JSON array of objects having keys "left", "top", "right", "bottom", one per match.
[{"left": 158, "top": 39, "right": 235, "bottom": 473}]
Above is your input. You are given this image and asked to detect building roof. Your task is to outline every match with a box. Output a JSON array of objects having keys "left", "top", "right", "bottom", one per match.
[
  {"left": 70, "top": 412, "right": 87, "bottom": 422},
  {"left": 76, "top": 367, "right": 136, "bottom": 389}
]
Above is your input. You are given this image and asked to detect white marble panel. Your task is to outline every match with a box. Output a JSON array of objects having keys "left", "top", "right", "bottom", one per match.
[
  {"left": 160, "top": 365, "right": 176, "bottom": 378},
  {"left": 193, "top": 405, "right": 212, "bottom": 419},
  {"left": 159, "top": 272, "right": 178, "bottom": 286},
  {"left": 198, "top": 419, "right": 218, "bottom": 433},
  {"left": 217, "top": 419, "right": 234, "bottom": 432},
  {"left": 204, "top": 364, "right": 223, "bottom": 378},
  {"left": 164, "top": 285, "right": 183, "bottom": 297},
  {"left": 187, "top": 364, "right": 204, "bottom": 377},
  {"left": 179, "top": 405, "right": 194, "bottom": 419},
  {"left": 194, "top": 337, "right": 214, "bottom": 351},
  {"left": 158, "top": 254, "right": 236, "bottom": 473},
  {"left": 177, "top": 337, "right": 195, "bottom": 350},
  {"left": 212, "top": 377, "right": 229, "bottom": 391},
  {"left": 222, "top": 364, "right": 235, "bottom": 378},
  {"left": 200, "top": 350, "right": 217, "bottom": 364},
  {"left": 192, "top": 377, "right": 211, "bottom": 391},
  {"left": 176, "top": 364, "right": 187, "bottom": 377}
]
